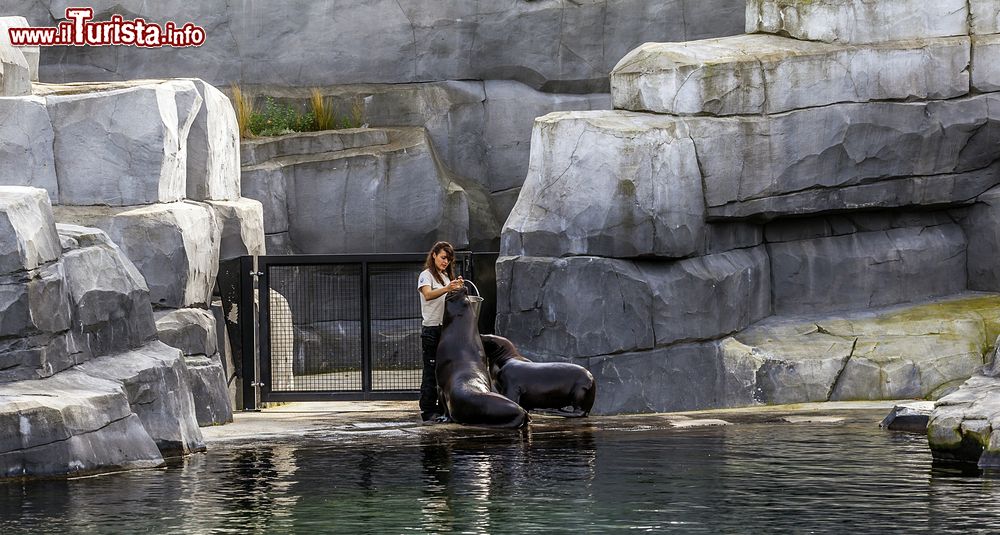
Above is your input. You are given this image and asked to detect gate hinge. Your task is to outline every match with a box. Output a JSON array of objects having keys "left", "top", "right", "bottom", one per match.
[{"left": 250, "top": 381, "right": 266, "bottom": 387}]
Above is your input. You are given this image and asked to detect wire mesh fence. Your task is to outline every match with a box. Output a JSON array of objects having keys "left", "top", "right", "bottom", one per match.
[{"left": 258, "top": 254, "right": 472, "bottom": 398}]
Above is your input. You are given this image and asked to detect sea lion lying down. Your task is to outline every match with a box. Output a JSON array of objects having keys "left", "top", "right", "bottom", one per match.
[
  {"left": 481, "top": 334, "right": 596, "bottom": 417},
  {"left": 435, "top": 287, "right": 528, "bottom": 428}
]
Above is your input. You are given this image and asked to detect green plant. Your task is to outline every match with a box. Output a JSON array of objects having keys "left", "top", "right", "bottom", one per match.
[{"left": 248, "top": 96, "right": 315, "bottom": 137}]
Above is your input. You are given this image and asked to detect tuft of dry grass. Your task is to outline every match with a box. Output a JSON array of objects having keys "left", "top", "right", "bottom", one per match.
[
  {"left": 310, "top": 88, "right": 337, "bottom": 131},
  {"left": 231, "top": 84, "right": 255, "bottom": 139}
]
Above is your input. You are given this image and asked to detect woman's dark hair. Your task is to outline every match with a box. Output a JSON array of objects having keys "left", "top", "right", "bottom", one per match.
[{"left": 424, "top": 241, "right": 456, "bottom": 286}]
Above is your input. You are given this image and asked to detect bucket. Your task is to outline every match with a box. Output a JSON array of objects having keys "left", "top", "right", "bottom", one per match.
[{"left": 464, "top": 280, "right": 484, "bottom": 319}]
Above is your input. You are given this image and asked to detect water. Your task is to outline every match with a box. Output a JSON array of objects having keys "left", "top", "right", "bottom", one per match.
[{"left": 2, "top": 413, "right": 999, "bottom": 534}]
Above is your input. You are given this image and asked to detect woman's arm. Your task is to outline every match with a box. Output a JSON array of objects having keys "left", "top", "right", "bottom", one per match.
[{"left": 420, "top": 277, "right": 464, "bottom": 301}]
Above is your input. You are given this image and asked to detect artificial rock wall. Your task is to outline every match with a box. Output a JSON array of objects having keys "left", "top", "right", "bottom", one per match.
[
  {"left": 7, "top": 0, "right": 747, "bottom": 230},
  {"left": 499, "top": 0, "right": 1000, "bottom": 421},
  {"left": 0, "top": 23, "right": 263, "bottom": 475}
]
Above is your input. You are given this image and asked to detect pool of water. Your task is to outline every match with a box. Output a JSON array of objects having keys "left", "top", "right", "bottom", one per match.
[{"left": 2, "top": 412, "right": 999, "bottom": 534}]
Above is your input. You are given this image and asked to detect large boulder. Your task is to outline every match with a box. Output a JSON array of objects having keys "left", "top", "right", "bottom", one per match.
[
  {"left": 502, "top": 112, "right": 706, "bottom": 259},
  {"left": 155, "top": 308, "right": 217, "bottom": 357},
  {"left": 43, "top": 80, "right": 203, "bottom": 206},
  {"left": 496, "top": 248, "right": 771, "bottom": 360},
  {"left": 55, "top": 202, "right": 222, "bottom": 309},
  {"left": 688, "top": 94, "right": 1000, "bottom": 216},
  {"left": 724, "top": 294, "right": 1000, "bottom": 404},
  {"left": 204, "top": 199, "right": 265, "bottom": 261},
  {"left": 58, "top": 224, "right": 157, "bottom": 357},
  {"left": 0, "top": 187, "right": 60, "bottom": 275},
  {"left": 0, "top": 98, "right": 57, "bottom": 201},
  {"left": 612, "top": 34, "right": 969, "bottom": 116},
  {"left": 76, "top": 341, "right": 204, "bottom": 456},
  {"left": 0, "top": 368, "right": 163, "bottom": 479},
  {"left": 746, "top": 0, "right": 970, "bottom": 44}
]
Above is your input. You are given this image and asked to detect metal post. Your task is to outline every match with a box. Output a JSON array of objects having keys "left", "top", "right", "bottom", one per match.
[{"left": 239, "top": 255, "right": 257, "bottom": 410}]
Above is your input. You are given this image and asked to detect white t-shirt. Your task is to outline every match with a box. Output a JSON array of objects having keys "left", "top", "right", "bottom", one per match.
[{"left": 418, "top": 269, "right": 451, "bottom": 327}]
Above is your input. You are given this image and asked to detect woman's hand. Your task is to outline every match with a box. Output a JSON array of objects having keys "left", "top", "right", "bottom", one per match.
[{"left": 448, "top": 277, "right": 464, "bottom": 291}]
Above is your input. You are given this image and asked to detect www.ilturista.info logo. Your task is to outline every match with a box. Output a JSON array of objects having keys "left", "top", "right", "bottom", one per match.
[{"left": 8, "top": 8, "right": 206, "bottom": 47}]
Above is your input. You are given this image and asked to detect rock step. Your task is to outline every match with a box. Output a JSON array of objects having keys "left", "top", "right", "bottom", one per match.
[
  {"left": 240, "top": 128, "right": 391, "bottom": 167},
  {"left": 612, "top": 34, "right": 971, "bottom": 116},
  {"left": 747, "top": 0, "right": 1000, "bottom": 45},
  {"left": 0, "top": 341, "right": 204, "bottom": 479},
  {"left": 584, "top": 292, "right": 1000, "bottom": 415},
  {"left": 504, "top": 98, "right": 1000, "bottom": 259}
]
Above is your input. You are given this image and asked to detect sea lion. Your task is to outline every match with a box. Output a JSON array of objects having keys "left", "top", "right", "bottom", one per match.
[
  {"left": 435, "top": 286, "right": 528, "bottom": 428},
  {"left": 481, "top": 334, "right": 596, "bottom": 417}
]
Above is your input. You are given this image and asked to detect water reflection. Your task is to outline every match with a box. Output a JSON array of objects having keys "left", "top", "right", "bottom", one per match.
[{"left": 3, "top": 419, "right": 1000, "bottom": 534}]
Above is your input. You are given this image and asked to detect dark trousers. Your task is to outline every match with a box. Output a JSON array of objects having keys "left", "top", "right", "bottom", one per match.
[{"left": 420, "top": 326, "right": 443, "bottom": 416}]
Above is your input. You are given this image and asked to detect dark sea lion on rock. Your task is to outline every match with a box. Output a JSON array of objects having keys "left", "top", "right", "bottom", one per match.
[
  {"left": 481, "top": 334, "right": 596, "bottom": 417},
  {"left": 436, "top": 287, "right": 528, "bottom": 428}
]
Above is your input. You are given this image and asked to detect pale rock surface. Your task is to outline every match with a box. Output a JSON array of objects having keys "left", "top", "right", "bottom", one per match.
[
  {"left": 502, "top": 112, "right": 705, "bottom": 259},
  {"left": 184, "top": 79, "right": 240, "bottom": 201},
  {"left": 21, "top": 0, "right": 745, "bottom": 91},
  {"left": 76, "top": 341, "right": 204, "bottom": 455},
  {"left": 724, "top": 295, "right": 1000, "bottom": 404},
  {"left": 55, "top": 203, "right": 222, "bottom": 309},
  {"left": 0, "top": 26, "right": 29, "bottom": 96},
  {"left": 0, "top": 187, "right": 60, "bottom": 275},
  {"left": 44, "top": 80, "right": 203, "bottom": 206},
  {"left": 204, "top": 199, "right": 265, "bottom": 261},
  {"left": 58, "top": 224, "right": 157, "bottom": 357},
  {"left": 155, "top": 308, "right": 218, "bottom": 357},
  {"left": 746, "top": 0, "right": 970, "bottom": 45},
  {"left": 0, "top": 368, "right": 163, "bottom": 479},
  {"left": 0, "top": 97, "right": 56, "bottom": 201},
  {"left": 245, "top": 127, "right": 497, "bottom": 254},
  {"left": 612, "top": 34, "right": 969, "bottom": 115},
  {"left": 0, "top": 16, "right": 38, "bottom": 82},
  {"left": 971, "top": 0, "right": 1000, "bottom": 34},
  {"left": 973, "top": 34, "right": 1000, "bottom": 93},
  {"left": 184, "top": 354, "right": 233, "bottom": 426}
]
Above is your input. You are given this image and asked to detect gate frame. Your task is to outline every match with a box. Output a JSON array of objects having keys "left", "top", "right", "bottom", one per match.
[{"left": 240, "top": 252, "right": 477, "bottom": 408}]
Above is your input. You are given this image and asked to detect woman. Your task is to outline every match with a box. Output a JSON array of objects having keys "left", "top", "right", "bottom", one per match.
[{"left": 417, "top": 241, "right": 464, "bottom": 422}]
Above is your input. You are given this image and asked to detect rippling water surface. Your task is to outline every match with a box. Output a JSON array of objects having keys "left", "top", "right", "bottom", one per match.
[{"left": 3, "top": 414, "right": 1000, "bottom": 534}]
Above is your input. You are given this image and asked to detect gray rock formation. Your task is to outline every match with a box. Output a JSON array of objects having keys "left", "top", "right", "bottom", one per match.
[
  {"left": 496, "top": 247, "right": 770, "bottom": 360},
  {"left": 0, "top": 187, "right": 60, "bottom": 274},
  {"left": 184, "top": 79, "right": 240, "bottom": 202},
  {"left": 242, "top": 127, "right": 498, "bottom": 253},
  {"left": 0, "top": 16, "right": 38, "bottom": 82},
  {"left": 612, "top": 34, "right": 969, "bottom": 115},
  {"left": 0, "top": 200, "right": 205, "bottom": 477},
  {"left": 0, "top": 22, "right": 30, "bottom": 96},
  {"left": 43, "top": 80, "right": 202, "bottom": 206},
  {"left": 0, "top": 97, "right": 56, "bottom": 201},
  {"left": 155, "top": 308, "right": 232, "bottom": 426},
  {"left": 502, "top": 112, "right": 705, "bottom": 259},
  {"left": 19, "top": 0, "right": 745, "bottom": 92},
  {"left": 961, "top": 185, "right": 1000, "bottom": 292},
  {"left": 204, "top": 199, "right": 265, "bottom": 261},
  {"left": 746, "top": 0, "right": 970, "bottom": 44},
  {"left": 55, "top": 202, "right": 222, "bottom": 309},
  {"left": 768, "top": 225, "right": 968, "bottom": 314}
]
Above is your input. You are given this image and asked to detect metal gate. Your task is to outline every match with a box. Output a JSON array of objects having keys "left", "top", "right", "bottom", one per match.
[{"left": 235, "top": 253, "right": 493, "bottom": 406}]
